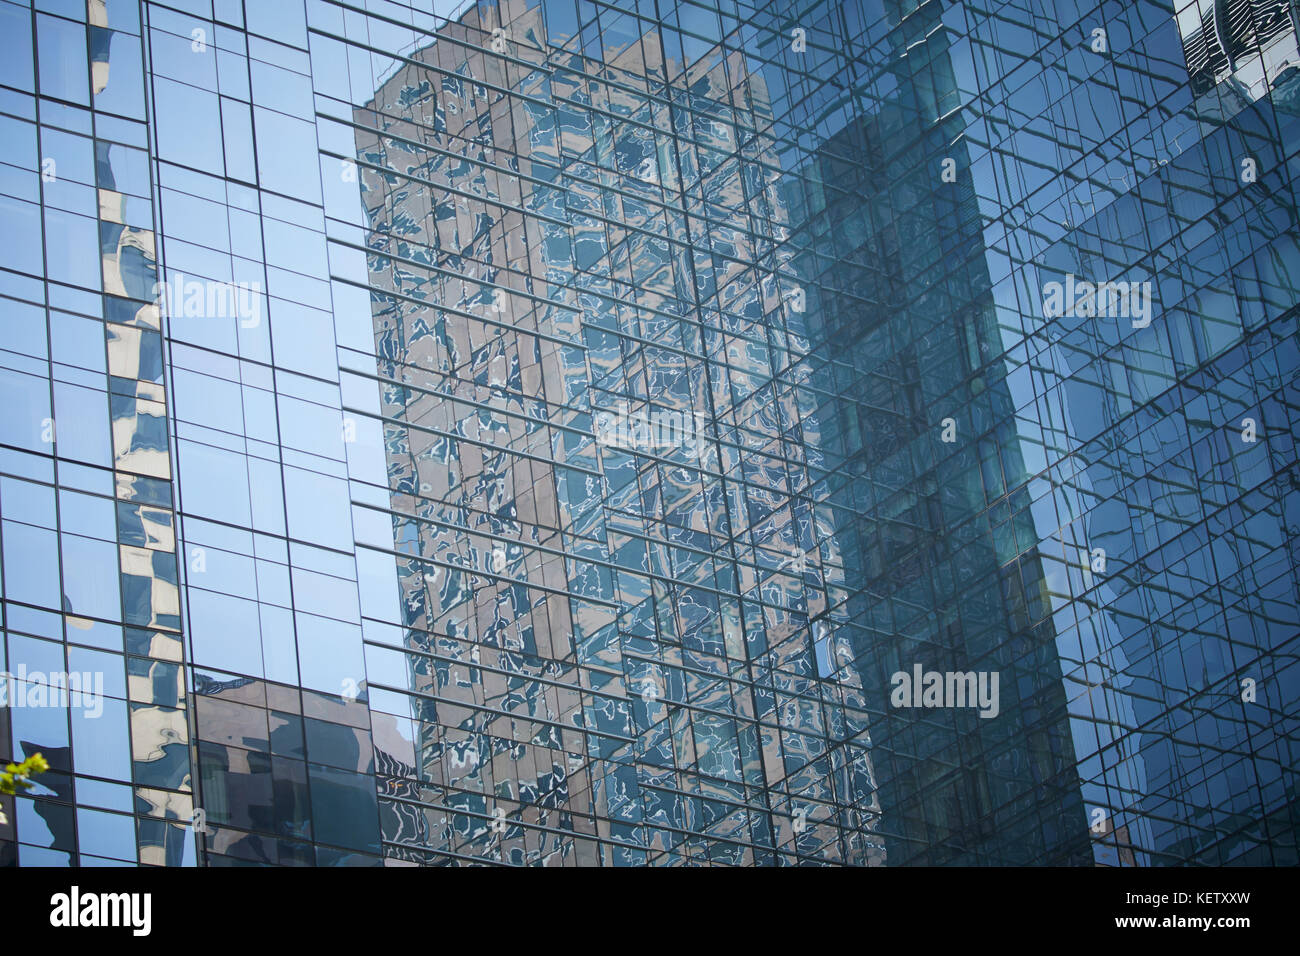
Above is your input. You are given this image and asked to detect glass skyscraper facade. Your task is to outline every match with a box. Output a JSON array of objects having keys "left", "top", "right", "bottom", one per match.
[{"left": 0, "top": 0, "right": 1295, "bottom": 867}]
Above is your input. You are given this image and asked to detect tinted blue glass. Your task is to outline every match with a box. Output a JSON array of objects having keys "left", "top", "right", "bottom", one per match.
[{"left": 0, "top": 0, "right": 1295, "bottom": 871}]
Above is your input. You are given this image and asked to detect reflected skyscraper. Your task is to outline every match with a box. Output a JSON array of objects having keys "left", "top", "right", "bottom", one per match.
[{"left": 350, "top": 2, "right": 884, "bottom": 864}]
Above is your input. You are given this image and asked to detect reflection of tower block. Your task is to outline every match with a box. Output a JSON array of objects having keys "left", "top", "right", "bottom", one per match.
[
  {"left": 1090, "top": 811, "right": 1138, "bottom": 867},
  {"left": 783, "top": 284, "right": 806, "bottom": 314},
  {"left": 1111, "top": 822, "right": 1137, "bottom": 866}
]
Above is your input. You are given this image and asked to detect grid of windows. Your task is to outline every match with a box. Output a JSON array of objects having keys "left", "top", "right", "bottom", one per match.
[
  {"left": 346, "top": 0, "right": 882, "bottom": 865},
  {"left": 0, "top": 0, "right": 191, "bottom": 866},
  {"left": 0, "top": 0, "right": 1295, "bottom": 867},
  {"left": 765, "top": 0, "right": 1300, "bottom": 863}
]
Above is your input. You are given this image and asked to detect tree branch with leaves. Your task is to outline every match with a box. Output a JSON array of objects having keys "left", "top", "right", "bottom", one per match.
[{"left": 0, "top": 754, "right": 49, "bottom": 826}]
